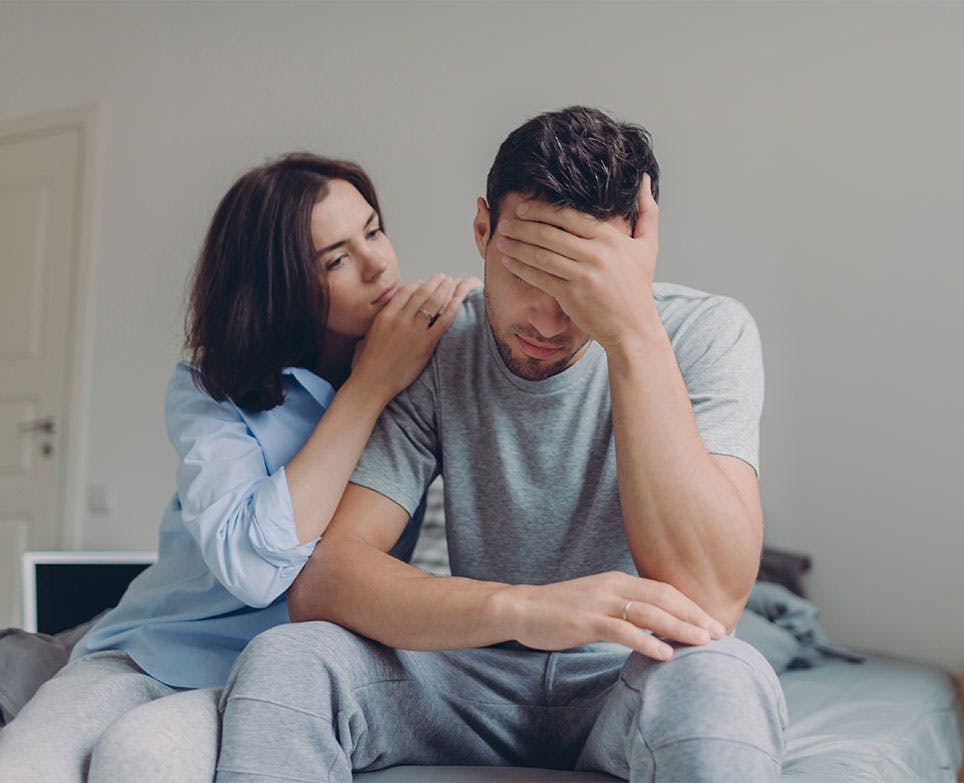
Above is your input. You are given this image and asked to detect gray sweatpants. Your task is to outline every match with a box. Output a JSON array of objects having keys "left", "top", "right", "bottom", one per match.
[
  {"left": 216, "top": 622, "right": 787, "bottom": 782},
  {"left": 0, "top": 649, "right": 221, "bottom": 782}
]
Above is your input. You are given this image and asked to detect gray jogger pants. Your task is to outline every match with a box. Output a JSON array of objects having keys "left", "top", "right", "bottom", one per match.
[
  {"left": 0, "top": 649, "right": 221, "bottom": 782},
  {"left": 216, "top": 622, "right": 787, "bottom": 782}
]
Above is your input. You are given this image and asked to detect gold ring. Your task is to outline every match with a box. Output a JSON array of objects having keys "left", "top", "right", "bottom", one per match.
[{"left": 622, "top": 600, "right": 633, "bottom": 621}]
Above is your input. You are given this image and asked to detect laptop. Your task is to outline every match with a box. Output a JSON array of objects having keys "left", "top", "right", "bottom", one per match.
[{"left": 21, "top": 551, "right": 156, "bottom": 635}]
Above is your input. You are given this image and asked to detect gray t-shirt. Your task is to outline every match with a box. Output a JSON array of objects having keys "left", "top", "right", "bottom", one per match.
[{"left": 350, "top": 283, "right": 763, "bottom": 586}]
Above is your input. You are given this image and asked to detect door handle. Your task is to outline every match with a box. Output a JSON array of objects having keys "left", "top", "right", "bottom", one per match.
[{"left": 18, "top": 417, "right": 56, "bottom": 435}]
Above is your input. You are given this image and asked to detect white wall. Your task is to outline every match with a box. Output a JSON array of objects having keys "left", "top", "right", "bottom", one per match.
[{"left": 1, "top": 1, "right": 961, "bottom": 672}]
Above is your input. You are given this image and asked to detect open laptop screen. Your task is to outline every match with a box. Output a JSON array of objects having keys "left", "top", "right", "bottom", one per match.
[{"left": 21, "top": 551, "right": 156, "bottom": 635}]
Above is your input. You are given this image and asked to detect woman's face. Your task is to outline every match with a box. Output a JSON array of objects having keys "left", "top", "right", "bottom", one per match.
[{"left": 311, "top": 179, "right": 400, "bottom": 339}]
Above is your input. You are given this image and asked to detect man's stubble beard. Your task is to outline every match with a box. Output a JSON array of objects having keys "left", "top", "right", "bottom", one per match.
[{"left": 483, "top": 278, "right": 590, "bottom": 381}]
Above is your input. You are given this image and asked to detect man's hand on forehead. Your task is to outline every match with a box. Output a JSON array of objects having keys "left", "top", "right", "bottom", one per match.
[{"left": 496, "top": 174, "right": 661, "bottom": 350}]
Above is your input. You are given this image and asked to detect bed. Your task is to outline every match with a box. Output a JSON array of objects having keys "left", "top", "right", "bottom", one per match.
[{"left": 2, "top": 485, "right": 961, "bottom": 781}]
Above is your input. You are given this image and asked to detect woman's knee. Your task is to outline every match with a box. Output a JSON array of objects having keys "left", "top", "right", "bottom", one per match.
[
  {"left": 0, "top": 651, "right": 166, "bottom": 781},
  {"left": 89, "top": 688, "right": 221, "bottom": 783}
]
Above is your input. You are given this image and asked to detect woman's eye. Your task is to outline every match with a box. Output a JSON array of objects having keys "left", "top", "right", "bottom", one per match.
[
  {"left": 366, "top": 227, "right": 382, "bottom": 240},
  {"left": 326, "top": 255, "right": 347, "bottom": 271}
]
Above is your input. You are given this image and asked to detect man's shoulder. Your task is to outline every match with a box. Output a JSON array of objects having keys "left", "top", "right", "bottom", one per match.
[
  {"left": 653, "top": 281, "right": 755, "bottom": 341},
  {"left": 653, "top": 282, "right": 761, "bottom": 382},
  {"left": 436, "top": 286, "right": 487, "bottom": 354}
]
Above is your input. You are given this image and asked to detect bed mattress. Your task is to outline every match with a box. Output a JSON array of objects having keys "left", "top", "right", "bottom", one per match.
[{"left": 355, "top": 656, "right": 963, "bottom": 782}]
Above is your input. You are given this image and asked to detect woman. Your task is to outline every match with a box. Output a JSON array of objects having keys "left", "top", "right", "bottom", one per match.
[{"left": 0, "top": 154, "right": 475, "bottom": 781}]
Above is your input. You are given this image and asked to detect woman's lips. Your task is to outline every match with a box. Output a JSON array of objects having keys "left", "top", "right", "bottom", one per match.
[
  {"left": 371, "top": 284, "right": 398, "bottom": 307},
  {"left": 516, "top": 334, "right": 563, "bottom": 360}
]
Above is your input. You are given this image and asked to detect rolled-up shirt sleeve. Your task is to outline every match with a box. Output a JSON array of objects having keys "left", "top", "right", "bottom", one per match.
[{"left": 166, "top": 368, "right": 317, "bottom": 608}]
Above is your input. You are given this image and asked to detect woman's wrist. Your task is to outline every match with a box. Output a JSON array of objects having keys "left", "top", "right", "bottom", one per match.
[{"left": 338, "top": 372, "right": 395, "bottom": 413}]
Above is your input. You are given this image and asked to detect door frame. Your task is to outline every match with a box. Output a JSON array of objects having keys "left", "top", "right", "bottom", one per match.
[{"left": 0, "top": 105, "right": 102, "bottom": 550}]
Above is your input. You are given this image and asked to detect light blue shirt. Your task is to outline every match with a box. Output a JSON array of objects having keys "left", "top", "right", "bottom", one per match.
[{"left": 72, "top": 361, "right": 420, "bottom": 689}]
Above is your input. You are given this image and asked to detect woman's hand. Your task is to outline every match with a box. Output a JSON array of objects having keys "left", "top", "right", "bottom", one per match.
[{"left": 352, "top": 274, "right": 481, "bottom": 401}]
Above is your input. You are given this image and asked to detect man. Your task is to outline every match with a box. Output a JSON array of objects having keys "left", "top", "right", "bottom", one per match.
[{"left": 215, "top": 106, "right": 787, "bottom": 782}]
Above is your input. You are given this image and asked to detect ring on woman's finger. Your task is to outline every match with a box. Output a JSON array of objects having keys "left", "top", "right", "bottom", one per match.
[
  {"left": 417, "top": 308, "right": 440, "bottom": 327},
  {"left": 621, "top": 600, "right": 633, "bottom": 621}
]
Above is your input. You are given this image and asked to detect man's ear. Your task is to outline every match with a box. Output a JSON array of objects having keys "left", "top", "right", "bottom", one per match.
[{"left": 473, "top": 197, "right": 491, "bottom": 259}]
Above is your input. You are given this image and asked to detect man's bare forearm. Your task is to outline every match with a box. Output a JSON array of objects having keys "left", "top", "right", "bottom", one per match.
[
  {"left": 287, "top": 538, "right": 521, "bottom": 649},
  {"left": 288, "top": 535, "right": 728, "bottom": 658},
  {"left": 607, "top": 309, "right": 762, "bottom": 629}
]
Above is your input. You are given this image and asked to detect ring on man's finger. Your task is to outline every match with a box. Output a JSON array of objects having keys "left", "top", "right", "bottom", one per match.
[{"left": 621, "top": 600, "right": 633, "bottom": 622}]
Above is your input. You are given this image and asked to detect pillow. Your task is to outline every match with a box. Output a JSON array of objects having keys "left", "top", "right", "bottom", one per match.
[
  {"left": 0, "top": 614, "right": 101, "bottom": 725},
  {"left": 758, "top": 546, "right": 811, "bottom": 597}
]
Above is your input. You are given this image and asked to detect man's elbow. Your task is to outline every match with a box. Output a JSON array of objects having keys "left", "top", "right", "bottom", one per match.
[
  {"left": 285, "top": 547, "right": 336, "bottom": 623},
  {"left": 285, "top": 576, "right": 313, "bottom": 623},
  {"left": 716, "top": 591, "right": 751, "bottom": 634}
]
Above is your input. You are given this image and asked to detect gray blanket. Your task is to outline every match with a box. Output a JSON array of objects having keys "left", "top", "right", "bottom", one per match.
[{"left": 737, "top": 581, "right": 864, "bottom": 673}]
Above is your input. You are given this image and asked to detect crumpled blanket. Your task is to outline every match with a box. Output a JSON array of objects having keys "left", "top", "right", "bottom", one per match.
[{"left": 736, "top": 580, "right": 864, "bottom": 674}]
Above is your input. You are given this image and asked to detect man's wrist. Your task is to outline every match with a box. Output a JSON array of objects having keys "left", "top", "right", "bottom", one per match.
[
  {"left": 602, "top": 317, "right": 669, "bottom": 369},
  {"left": 597, "top": 299, "right": 663, "bottom": 354},
  {"left": 485, "top": 583, "right": 531, "bottom": 642}
]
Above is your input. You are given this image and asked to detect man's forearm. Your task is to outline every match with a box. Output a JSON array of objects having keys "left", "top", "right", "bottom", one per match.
[
  {"left": 287, "top": 537, "right": 520, "bottom": 650},
  {"left": 607, "top": 309, "right": 762, "bottom": 629},
  {"left": 288, "top": 535, "right": 728, "bottom": 658}
]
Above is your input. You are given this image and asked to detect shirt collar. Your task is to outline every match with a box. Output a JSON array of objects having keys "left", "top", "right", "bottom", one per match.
[{"left": 283, "top": 366, "right": 336, "bottom": 409}]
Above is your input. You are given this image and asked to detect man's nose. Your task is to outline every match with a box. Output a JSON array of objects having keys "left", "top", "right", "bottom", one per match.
[{"left": 527, "top": 290, "right": 569, "bottom": 339}]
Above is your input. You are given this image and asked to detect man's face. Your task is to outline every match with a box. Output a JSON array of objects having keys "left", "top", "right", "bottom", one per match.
[{"left": 474, "top": 192, "right": 593, "bottom": 381}]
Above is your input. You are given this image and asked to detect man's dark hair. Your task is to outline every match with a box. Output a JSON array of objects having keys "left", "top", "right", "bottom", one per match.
[
  {"left": 485, "top": 106, "right": 659, "bottom": 237},
  {"left": 186, "top": 153, "right": 382, "bottom": 412}
]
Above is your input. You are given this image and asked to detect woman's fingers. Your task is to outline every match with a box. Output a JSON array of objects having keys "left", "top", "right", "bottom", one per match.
[
  {"left": 413, "top": 275, "right": 457, "bottom": 327},
  {"left": 429, "top": 280, "right": 474, "bottom": 333},
  {"left": 400, "top": 274, "right": 447, "bottom": 312},
  {"left": 389, "top": 274, "right": 477, "bottom": 331},
  {"left": 381, "top": 280, "right": 425, "bottom": 317}
]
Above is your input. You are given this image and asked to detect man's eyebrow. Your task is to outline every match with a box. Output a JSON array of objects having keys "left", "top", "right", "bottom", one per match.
[{"left": 316, "top": 212, "right": 378, "bottom": 255}]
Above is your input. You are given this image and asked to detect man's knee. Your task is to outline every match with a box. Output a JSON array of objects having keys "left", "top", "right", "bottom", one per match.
[
  {"left": 622, "top": 636, "right": 787, "bottom": 754},
  {"left": 222, "top": 621, "right": 370, "bottom": 707}
]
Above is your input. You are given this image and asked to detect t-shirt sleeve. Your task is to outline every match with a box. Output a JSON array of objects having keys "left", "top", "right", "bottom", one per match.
[
  {"left": 673, "top": 296, "right": 765, "bottom": 475},
  {"left": 350, "top": 362, "right": 441, "bottom": 516}
]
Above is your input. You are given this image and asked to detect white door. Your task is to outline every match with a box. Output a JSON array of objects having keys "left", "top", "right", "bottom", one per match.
[{"left": 0, "top": 125, "right": 85, "bottom": 628}]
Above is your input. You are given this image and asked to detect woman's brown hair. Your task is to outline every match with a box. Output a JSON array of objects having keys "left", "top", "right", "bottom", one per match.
[{"left": 186, "top": 153, "right": 382, "bottom": 412}]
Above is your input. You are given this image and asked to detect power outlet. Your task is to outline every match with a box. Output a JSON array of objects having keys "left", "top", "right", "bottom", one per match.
[{"left": 86, "top": 484, "right": 116, "bottom": 516}]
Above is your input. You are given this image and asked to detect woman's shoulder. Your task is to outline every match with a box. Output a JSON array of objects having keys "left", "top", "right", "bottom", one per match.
[
  {"left": 163, "top": 361, "right": 247, "bottom": 447},
  {"left": 165, "top": 361, "right": 232, "bottom": 410}
]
